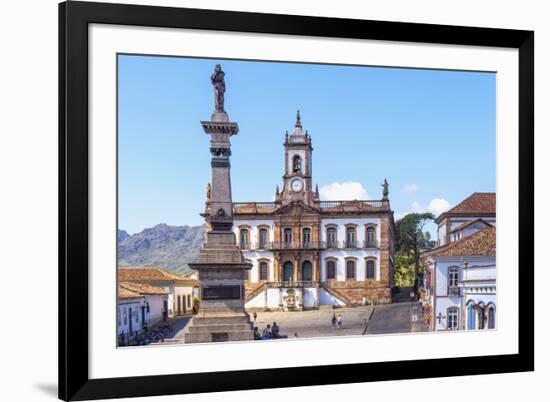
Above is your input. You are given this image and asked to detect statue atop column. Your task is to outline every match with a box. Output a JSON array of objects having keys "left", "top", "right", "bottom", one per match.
[
  {"left": 382, "top": 178, "right": 389, "bottom": 200},
  {"left": 185, "top": 65, "right": 253, "bottom": 344},
  {"left": 211, "top": 64, "right": 225, "bottom": 113}
]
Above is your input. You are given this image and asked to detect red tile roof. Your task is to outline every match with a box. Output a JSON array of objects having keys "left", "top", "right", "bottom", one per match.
[
  {"left": 118, "top": 267, "right": 197, "bottom": 285},
  {"left": 429, "top": 227, "right": 495, "bottom": 257},
  {"left": 117, "top": 285, "right": 143, "bottom": 299},
  {"left": 450, "top": 218, "right": 493, "bottom": 234},
  {"left": 119, "top": 282, "right": 168, "bottom": 296},
  {"left": 447, "top": 192, "right": 495, "bottom": 214},
  {"left": 435, "top": 192, "right": 495, "bottom": 223}
]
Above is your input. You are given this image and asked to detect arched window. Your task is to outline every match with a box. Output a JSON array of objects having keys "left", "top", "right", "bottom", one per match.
[
  {"left": 366, "top": 259, "right": 375, "bottom": 279},
  {"left": 477, "top": 306, "right": 486, "bottom": 329},
  {"left": 284, "top": 228, "right": 292, "bottom": 246},
  {"left": 326, "top": 260, "right": 336, "bottom": 280},
  {"left": 346, "top": 259, "right": 356, "bottom": 280},
  {"left": 283, "top": 261, "right": 293, "bottom": 282},
  {"left": 327, "top": 227, "right": 337, "bottom": 248},
  {"left": 259, "top": 261, "right": 268, "bottom": 281},
  {"left": 346, "top": 226, "right": 356, "bottom": 248},
  {"left": 293, "top": 155, "right": 302, "bottom": 173},
  {"left": 448, "top": 266, "right": 459, "bottom": 295},
  {"left": 487, "top": 305, "right": 496, "bottom": 329},
  {"left": 259, "top": 228, "right": 268, "bottom": 249},
  {"left": 302, "top": 228, "right": 311, "bottom": 248},
  {"left": 239, "top": 228, "right": 249, "bottom": 249},
  {"left": 365, "top": 226, "right": 376, "bottom": 248},
  {"left": 301, "top": 260, "right": 312, "bottom": 281},
  {"left": 447, "top": 307, "right": 459, "bottom": 330},
  {"left": 467, "top": 302, "right": 475, "bottom": 330}
]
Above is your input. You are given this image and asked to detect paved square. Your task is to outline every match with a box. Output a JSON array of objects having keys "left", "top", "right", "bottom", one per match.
[{"left": 166, "top": 301, "right": 428, "bottom": 342}]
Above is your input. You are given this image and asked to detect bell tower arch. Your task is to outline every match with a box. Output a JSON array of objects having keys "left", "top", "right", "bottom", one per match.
[{"left": 278, "top": 111, "right": 319, "bottom": 206}]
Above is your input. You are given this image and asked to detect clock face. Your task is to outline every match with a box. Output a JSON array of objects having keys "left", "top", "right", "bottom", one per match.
[{"left": 291, "top": 179, "right": 303, "bottom": 192}]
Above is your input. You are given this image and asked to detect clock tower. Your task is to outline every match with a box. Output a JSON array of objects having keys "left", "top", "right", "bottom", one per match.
[{"left": 277, "top": 111, "right": 319, "bottom": 206}]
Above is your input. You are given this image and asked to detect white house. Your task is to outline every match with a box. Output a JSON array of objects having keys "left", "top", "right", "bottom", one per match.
[
  {"left": 118, "top": 267, "right": 198, "bottom": 316},
  {"left": 435, "top": 192, "right": 496, "bottom": 247},
  {"left": 117, "top": 282, "right": 169, "bottom": 345},
  {"left": 117, "top": 286, "right": 145, "bottom": 344},
  {"left": 423, "top": 192, "right": 496, "bottom": 331}
]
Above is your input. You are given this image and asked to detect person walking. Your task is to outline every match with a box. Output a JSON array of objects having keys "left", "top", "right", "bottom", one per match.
[
  {"left": 253, "top": 311, "right": 258, "bottom": 323},
  {"left": 331, "top": 313, "right": 337, "bottom": 328},
  {"left": 337, "top": 314, "right": 343, "bottom": 329}
]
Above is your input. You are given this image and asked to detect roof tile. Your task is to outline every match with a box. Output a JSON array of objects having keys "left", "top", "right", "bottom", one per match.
[
  {"left": 446, "top": 192, "right": 496, "bottom": 215},
  {"left": 119, "top": 281, "right": 168, "bottom": 296},
  {"left": 430, "top": 227, "right": 496, "bottom": 257}
]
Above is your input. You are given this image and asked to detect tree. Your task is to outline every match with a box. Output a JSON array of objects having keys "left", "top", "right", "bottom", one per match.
[
  {"left": 395, "top": 212, "right": 435, "bottom": 292},
  {"left": 393, "top": 251, "right": 415, "bottom": 287}
]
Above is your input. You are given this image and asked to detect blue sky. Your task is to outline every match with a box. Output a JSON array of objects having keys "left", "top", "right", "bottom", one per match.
[{"left": 118, "top": 55, "right": 496, "bottom": 236}]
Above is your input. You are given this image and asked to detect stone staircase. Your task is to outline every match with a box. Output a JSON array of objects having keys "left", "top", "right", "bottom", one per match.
[
  {"left": 319, "top": 283, "right": 353, "bottom": 307},
  {"left": 245, "top": 282, "right": 267, "bottom": 302},
  {"left": 183, "top": 314, "right": 254, "bottom": 343}
]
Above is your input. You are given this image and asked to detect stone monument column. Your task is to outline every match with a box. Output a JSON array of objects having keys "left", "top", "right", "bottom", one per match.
[{"left": 184, "top": 65, "right": 253, "bottom": 343}]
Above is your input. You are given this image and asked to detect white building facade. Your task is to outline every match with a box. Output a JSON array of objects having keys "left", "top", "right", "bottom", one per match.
[
  {"left": 118, "top": 267, "right": 198, "bottom": 317},
  {"left": 424, "top": 192, "right": 496, "bottom": 331},
  {"left": 117, "top": 282, "right": 169, "bottom": 345},
  {"left": 206, "top": 112, "right": 395, "bottom": 311}
]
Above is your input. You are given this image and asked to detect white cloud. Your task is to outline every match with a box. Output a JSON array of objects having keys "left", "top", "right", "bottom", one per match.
[
  {"left": 428, "top": 198, "right": 451, "bottom": 216},
  {"left": 403, "top": 184, "right": 420, "bottom": 193},
  {"left": 410, "top": 198, "right": 451, "bottom": 216},
  {"left": 319, "top": 181, "right": 369, "bottom": 201},
  {"left": 411, "top": 201, "right": 424, "bottom": 212}
]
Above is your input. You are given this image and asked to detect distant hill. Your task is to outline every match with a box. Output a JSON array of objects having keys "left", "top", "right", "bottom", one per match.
[{"left": 117, "top": 224, "right": 205, "bottom": 276}]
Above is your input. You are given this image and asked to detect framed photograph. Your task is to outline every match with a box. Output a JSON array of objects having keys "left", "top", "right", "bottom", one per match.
[{"left": 59, "top": 1, "right": 534, "bottom": 400}]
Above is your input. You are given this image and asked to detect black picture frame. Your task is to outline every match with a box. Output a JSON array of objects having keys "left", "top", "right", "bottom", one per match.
[{"left": 59, "top": 1, "right": 534, "bottom": 400}]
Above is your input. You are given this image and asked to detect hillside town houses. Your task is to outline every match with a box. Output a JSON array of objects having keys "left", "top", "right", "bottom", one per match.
[
  {"left": 422, "top": 193, "right": 496, "bottom": 331},
  {"left": 117, "top": 267, "right": 198, "bottom": 343}
]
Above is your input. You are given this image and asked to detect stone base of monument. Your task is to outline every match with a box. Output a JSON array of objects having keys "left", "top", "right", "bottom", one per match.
[
  {"left": 184, "top": 260, "right": 254, "bottom": 343},
  {"left": 183, "top": 314, "right": 254, "bottom": 343}
]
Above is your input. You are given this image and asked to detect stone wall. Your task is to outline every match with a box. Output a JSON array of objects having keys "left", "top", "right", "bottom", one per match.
[{"left": 326, "top": 280, "right": 392, "bottom": 304}]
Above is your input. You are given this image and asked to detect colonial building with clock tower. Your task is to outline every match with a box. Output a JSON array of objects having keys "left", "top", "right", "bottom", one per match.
[{"left": 205, "top": 111, "right": 396, "bottom": 311}]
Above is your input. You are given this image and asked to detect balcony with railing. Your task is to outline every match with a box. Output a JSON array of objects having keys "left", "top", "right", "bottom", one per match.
[
  {"left": 447, "top": 286, "right": 461, "bottom": 296},
  {"left": 239, "top": 242, "right": 252, "bottom": 251},
  {"left": 319, "top": 199, "right": 389, "bottom": 211},
  {"left": 363, "top": 239, "right": 380, "bottom": 249},
  {"left": 325, "top": 240, "right": 341, "bottom": 249},
  {"left": 233, "top": 202, "right": 277, "bottom": 214},
  {"left": 343, "top": 240, "right": 359, "bottom": 249},
  {"left": 267, "top": 281, "right": 319, "bottom": 289},
  {"left": 268, "top": 241, "right": 327, "bottom": 250},
  {"left": 239, "top": 239, "right": 380, "bottom": 251}
]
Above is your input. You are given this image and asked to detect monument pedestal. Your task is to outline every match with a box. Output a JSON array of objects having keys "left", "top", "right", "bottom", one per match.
[{"left": 183, "top": 259, "right": 254, "bottom": 343}]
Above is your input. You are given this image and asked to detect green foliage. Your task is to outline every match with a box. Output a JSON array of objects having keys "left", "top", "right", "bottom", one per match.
[
  {"left": 395, "top": 212, "right": 434, "bottom": 253},
  {"left": 394, "top": 212, "right": 434, "bottom": 288},
  {"left": 394, "top": 251, "right": 416, "bottom": 287}
]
